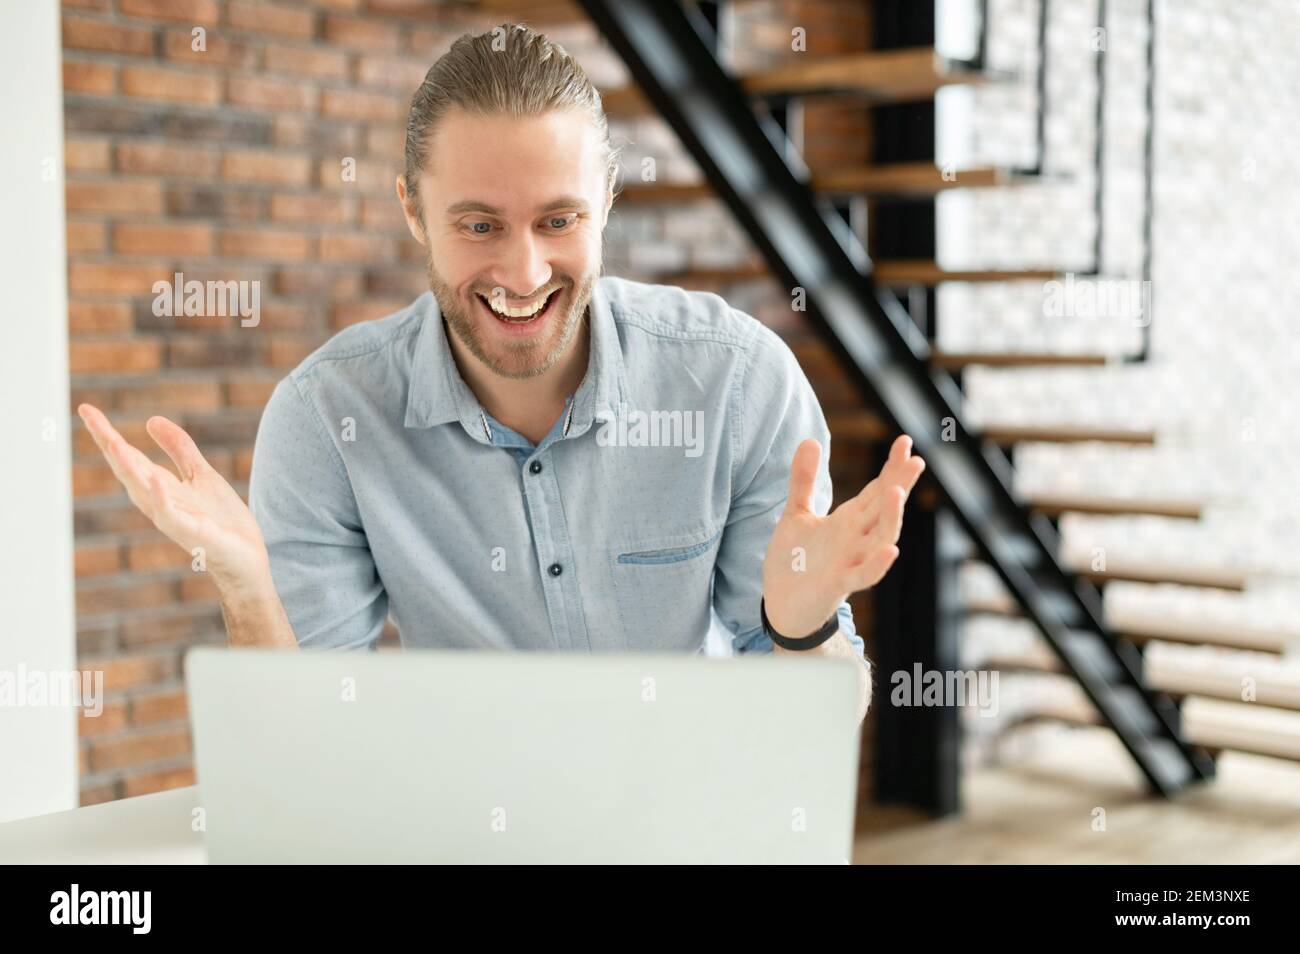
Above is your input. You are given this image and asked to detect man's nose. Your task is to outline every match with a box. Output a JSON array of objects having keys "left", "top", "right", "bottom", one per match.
[{"left": 489, "top": 230, "right": 553, "bottom": 300}]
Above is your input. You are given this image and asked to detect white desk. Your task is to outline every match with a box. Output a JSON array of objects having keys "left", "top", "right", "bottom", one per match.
[{"left": 0, "top": 786, "right": 206, "bottom": 864}]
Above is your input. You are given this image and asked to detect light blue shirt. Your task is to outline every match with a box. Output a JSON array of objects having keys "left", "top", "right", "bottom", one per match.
[{"left": 249, "top": 276, "right": 865, "bottom": 667}]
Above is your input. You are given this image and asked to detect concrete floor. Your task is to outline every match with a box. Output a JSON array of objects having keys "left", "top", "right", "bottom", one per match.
[{"left": 852, "top": 725, "right": 1300, "bottom": 863}]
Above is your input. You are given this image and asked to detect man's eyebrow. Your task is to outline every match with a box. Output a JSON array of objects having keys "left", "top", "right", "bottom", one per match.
[{"left": 444, "top": 196, "right": 591, "bottom": 216}]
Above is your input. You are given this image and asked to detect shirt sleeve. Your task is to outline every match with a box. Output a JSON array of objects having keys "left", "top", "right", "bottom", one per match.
[
  {"left": 710, "top": 318, "right": 870, "bottom": 671},
  {"left": 249, "top": 374, "right": 388, "bottom": 650}
]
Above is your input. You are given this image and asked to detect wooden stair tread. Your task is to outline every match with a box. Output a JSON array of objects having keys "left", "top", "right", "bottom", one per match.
[
  {"left": 601, "top": 47, "right": 991, "bottom": 119},
  {"left": 1022, "top": 687, "right": 1300, "bottom": 763},
  {"left": 980, "top": 644, "right": 1300, "bottom": 713},
  {"left": 979, "top": 424, "right": 1157, "bottom": 446},
  {"left": 815, "top": 162, "right": 1004, "bottom": 195},
  {"left": 617, "top": 163, "right": 1012, "bottom": 205},
  {"left": 664, "top": 261, "right": 1058, "bottom": 289},
  {"left": 599, "top": 85, "right": 648, "bottom": 117},
  {"left": 1025, "top": 492, "right": 1202, "bottom": 520},
  {"left": 1071, "top": 563, "right": 1248, "bottom": 592},
  {"left": 964, "top": 600, "right": 1296, "bottom": 655},
  {"left": 875, "top": 261, "right": 1059, "bottom": 285},
  {"left": 741, "top": 47, "right": 985, "bottom": 102},
  {"left": 932, "top": 350, "right": 1111, "bottom": 370}
]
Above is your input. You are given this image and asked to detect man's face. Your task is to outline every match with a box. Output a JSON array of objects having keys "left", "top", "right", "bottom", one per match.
[{"left": 401, "top": 107, "right": 611, "bottom": 380}]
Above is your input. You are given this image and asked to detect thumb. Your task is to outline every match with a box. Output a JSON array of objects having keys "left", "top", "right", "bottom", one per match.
[
  {"left": 784, "top": 438, "right": 822, "bottom": 516},
  {"left": 146, "top": 415, "right": 209, "bottom": 481}
]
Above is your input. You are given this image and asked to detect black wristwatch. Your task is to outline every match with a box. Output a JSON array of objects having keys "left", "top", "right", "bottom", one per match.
[{"left": 760, "top": 597, "right": 840, "bottom": 651}]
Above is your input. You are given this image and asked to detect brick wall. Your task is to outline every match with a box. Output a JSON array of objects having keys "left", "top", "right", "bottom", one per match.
[
  {"left": 65, "top": 0, "right": 481, "bottom": 804},
  {"left": 64, "top": 0, "right": 883, "bottom": 809}
]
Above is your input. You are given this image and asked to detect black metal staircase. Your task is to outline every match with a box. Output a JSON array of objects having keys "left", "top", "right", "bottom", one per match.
[{"left": 573, "top": 0, "right": 1214, "bottom": 798}]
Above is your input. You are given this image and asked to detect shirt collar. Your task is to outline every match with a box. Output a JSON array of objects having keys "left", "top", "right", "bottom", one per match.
[{"left": 403, "top": 278, "right": 625, "bottom": 444}]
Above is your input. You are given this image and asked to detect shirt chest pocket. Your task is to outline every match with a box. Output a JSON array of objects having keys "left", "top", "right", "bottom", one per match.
[{"left": 610, "top": 524, "right": 723, "bottom": 653}]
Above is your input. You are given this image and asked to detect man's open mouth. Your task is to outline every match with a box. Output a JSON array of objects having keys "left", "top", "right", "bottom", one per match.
[{"left": 475, "top": 287, "right": 562, "bottom": 325}]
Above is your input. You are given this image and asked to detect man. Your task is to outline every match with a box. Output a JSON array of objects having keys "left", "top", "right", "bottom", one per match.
[{"left": 79, "top": 23, "right": 925, "bottom": 723}]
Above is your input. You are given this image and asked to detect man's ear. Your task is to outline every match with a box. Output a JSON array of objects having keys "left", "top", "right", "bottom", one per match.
[{"left": 395, "top": 175, "right": 427, "bottom": 246}]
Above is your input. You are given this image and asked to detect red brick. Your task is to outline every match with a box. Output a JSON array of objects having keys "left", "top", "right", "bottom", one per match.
[
  {"left": 219, "top": 228, "right": 314, "bottom": 261},
  {"left": 113, "top": 222, "right": 215, "bottom": 256},
  {"left": 227, "top": 75, "right": 318, "bottom": 112},
  {"left": 321, "top": 87, "right": 405, "bottom": 122},
  {"left": 120, "top": 608, "right": 224, "bottom": 649},
  {"left": 274, "top": 266, "right": 363, "bottom": 298},
  {"left": 179, "top": 573, "right": 219, "bottom": 602},
  {"left": 267, "top": 336, "right": 319, "bottom": 367},
  {"left": 67, "top": 220, "right": 107, "bottom": 253},
  {"left": 323, "top": 14, "right": 401, "bottom": 51},
  {"left": 233, "top": 447, "right": 254, "bottom": 482},
  {"left": 262, "top": 43, "right": 351, "bottom": 80},
  {"left": 69, "top": 339, "right": 165, "bottom": 374},
  {"left": 68, "top": 262, "right": 170, "bottom": 295},
  {"left": 62, "top": 16, "right": 154, "bottom": 55},
  {"left": 225, "top": 374, "right": 279, "bottom": 407},
  {"left": 75, "top": 542, "right": 122, "bottom": 578},
  {"left": 116, "top": 141, "right": 220, "bottom": 177},
  {"left": 77, "top": 577, "right": 175, "bottom": 618},
  {"left": 131, "top": 689, "right": 189, "bottom": 725},
  {"left": 355, "top": 55, "right": 429, "bottom": 91},
  {"left": 269, "top": 193, "right": 357, "bottom": 224},
  {"left": 226, "top": 0, "right": 317, "bottom": 39},
  {"left": 121, "top": 66, "right": 223, "bottom": 106},
  {"left": 63, "top": 59, "right": 116, "bottom": 95},
  {"left": 317, "top": 156, "right": 398, "bottom": 194},
  {"left": 80, "top": 700, "right": 129, "bottom": 737},
  {"left": 118, "top": 378, "right": 225, "bottom": 413},
  {"left": 221, "top": 149, "right": 313, "bottom": 186},
  {"left": 66, "top": 138, "right": 112, "bottom": 172},
  {"left": 320, "top": 231, "right": 395, "bottom": 261},
  {"left": 80, "top": 785, "right": 119, "bottom": 807},
  {"left": 331, "top": 298, "right": 409, "bottom": 328},
  {"left": 161, "top": 29, "right": 258, "bottom": 68},
  {"left": 69, "top": 301, "right": 132, "bottom": 333},
  {"left": 72, "top": 461, "right": 120, "bottom": 498},
  {"left": 126, "top": 539, "right": 194, "bottom": 572},
  {"left": 87, "top": 727, "right": 190, "bottom": 773},
  {"left": 123, "top": 766, "right": 196, "bottom": 797},
  {"left": 119, "top": 0, "right": 219, "bottom": 24},
  {"left": 66, "top": 181, "right": 164, "bottom": 215}
]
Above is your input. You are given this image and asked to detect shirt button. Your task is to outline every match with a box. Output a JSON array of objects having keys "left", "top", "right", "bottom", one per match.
[
  {"left": 548, "top": 563, "right": 563, "bottom": 577},
  {"left": 529, "top": 460, "right": 543, "bottom": 475}
]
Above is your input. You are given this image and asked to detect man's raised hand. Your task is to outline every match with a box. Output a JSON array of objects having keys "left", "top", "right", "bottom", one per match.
[{"left": 78, "top": 404, "right": 271, "bottom": 599}]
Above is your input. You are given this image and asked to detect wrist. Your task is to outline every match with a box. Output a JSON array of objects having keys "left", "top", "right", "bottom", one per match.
[
  {"left": 762, "top": 594, "right": 840, "bottom": 640},
  {"left": 761, "top": 596, "right": 840, "bottom": 650},
  {"left": 212, "top": 560, "right": 275, "bottom": 608}
]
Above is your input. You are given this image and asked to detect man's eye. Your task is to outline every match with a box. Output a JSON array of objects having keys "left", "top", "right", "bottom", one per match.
[
  {"left": 546, "top": 215, "right": 576, "bottom": 230},
  {"left": 466, "top": 221, "right": 493, "bottom": 235}
]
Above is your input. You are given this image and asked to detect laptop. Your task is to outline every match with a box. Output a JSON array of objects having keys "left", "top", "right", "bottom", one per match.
[{"left": 184, "top": 647, "right": 863, "bottom": 863}]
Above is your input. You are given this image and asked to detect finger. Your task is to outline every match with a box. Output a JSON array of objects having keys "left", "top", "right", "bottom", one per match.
[
  {"left": 78, "top": 404, "right": 171, "bottom": 506},
  {"left": 784, "top": 438, "right": 822, "bottom": 516},
  {"left": 843, "top": 545, "right": 899, "bottom": 593},
  {"left": 146, "top": 415, "right": 209, "bottom": 482},
  {"left": 866, "top": 485, "right": 906, "bottom": 547},
  {"left": 148, "top": 469, "right": 202, "bottom": 540}
]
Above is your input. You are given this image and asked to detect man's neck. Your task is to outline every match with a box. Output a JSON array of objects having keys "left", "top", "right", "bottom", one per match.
[{"left": 448, "top": 314, "right": 590, "bottom": 446}]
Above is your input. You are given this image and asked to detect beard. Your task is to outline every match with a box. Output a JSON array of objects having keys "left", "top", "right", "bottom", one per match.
[{"left": 424, "top": 244, "right": 596, "bottom": 381}]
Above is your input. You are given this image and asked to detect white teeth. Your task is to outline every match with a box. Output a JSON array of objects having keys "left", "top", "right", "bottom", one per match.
[{"left": 481, "top": 288, "right": 555, "bottom": 320}]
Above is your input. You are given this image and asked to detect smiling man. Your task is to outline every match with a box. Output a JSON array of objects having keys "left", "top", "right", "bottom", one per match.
[{"left": 79, "top": 23, "right": 925, "bottom": 724}]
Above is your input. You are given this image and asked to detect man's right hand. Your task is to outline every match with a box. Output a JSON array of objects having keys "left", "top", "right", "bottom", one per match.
[{"left": 78, "top": 404, "right": 297, "bottom": 647}]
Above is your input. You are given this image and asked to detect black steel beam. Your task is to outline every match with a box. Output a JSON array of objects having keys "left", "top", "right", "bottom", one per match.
[{"left": 578, "top": 0, "right": 1213, "bottom": 795}]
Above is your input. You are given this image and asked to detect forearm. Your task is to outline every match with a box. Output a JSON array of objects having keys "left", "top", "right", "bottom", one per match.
[
  {"left": 217, "top": 576, "right": 299, "bottom": 649},
  {"left": 772, "top": 628, "right": 871, "bottom": 723}
]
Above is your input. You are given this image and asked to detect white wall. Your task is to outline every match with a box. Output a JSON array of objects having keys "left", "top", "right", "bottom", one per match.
[{"left": 0, "top": 0, "right": 78, "bottom": 822}]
